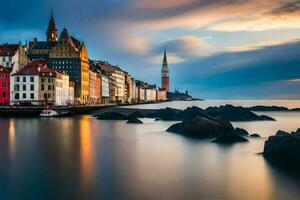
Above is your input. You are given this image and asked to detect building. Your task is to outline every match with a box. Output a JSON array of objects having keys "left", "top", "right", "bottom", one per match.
[
  {"left": 131, "top": 78, "right": 137, "bottom": 103},
  {"left": 135, "top": 80, "right": 145, "bottom": 102},
  {"left": 89, "top": 69, "right": 97, "bottom": 104},
  {"left": 95, "top": 73, "right": 102, "bottom": 104},
  {"left": 55, "top": 70, "right": 70, "bottom": 106},
  {"left": 125, "top": 72, "right": 133, "bottom": 103},
  {"left": 161, "top": 49, "right": 169, "bottom": 92},
  {"left": 27, "top": 12, "right": 58, "bottom": 60},
  {"left": 68, "top": 81, "right": 75, "bottom": 105},
  {"left": 48, "top": 28, "right": 90, "bottom": 104},
  {"left": 101, "top": 72, "right": 110, "bottom": 104},
  {"left": 0, "top": 65, "right": 11, "bottom": 105},
  {"left": 11, "top": 60, "right": 56, "bottom": 105}
]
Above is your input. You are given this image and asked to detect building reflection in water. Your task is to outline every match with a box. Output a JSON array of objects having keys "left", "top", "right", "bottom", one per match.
[
  {"left": 8, "top": 120, "right": 15, "bottom": 162},
  {"left": 79, "top": 116, "right": 94, "bottom": 192}
]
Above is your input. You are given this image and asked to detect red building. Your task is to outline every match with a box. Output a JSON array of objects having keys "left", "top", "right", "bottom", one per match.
[
  {"left": 0, "top": 65, "right": 11, "bottom": 105},
  {"left": 161, "top": 49, "right": 169, "bottom": 92}
]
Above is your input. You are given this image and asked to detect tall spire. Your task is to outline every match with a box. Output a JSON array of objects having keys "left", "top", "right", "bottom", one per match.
[
  {"left": 46, "top": 9, "right": 57, "bottom": 42},
  {"left": 163, "top": 48, "right": 168, "bottom": 66}
]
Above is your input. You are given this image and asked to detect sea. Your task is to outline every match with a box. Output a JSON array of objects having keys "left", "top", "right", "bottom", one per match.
[{"left": 0, "top": 100, "right": 299, "bottom": 200}]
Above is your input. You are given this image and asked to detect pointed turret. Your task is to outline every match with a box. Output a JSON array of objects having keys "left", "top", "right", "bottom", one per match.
[
  {"left": 163, "top": 48, "right": 168, "bottom": 66},
  {"left": 46, "top": 9, "right": 58, "bottom": 42}
]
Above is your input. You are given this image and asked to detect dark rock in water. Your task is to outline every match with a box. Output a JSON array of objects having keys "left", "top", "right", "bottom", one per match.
[
  {"left": 291, "top": 129, "right": 300, "bottom": 137},
  {"left": 154, "top": 118, "right": 161, "bottom": 121},
  {"left": 128, "top": 111, "right": 145, "bottom": 119},
  {"left": 275, "top": 130, "right": 290, "bottom": 137},
  {"left": 259, "top": 115, "right": 276, "bottom": 121},
  {"left": 212, "top": 135, "right": 249, "bottom": 144},
  {"left": 248, "top": 106, "right": 289, "bottom": 112},
  {"left": 263, "top": 130, "right": 300, "bottom": 170},
  {"left": 147, "top": 107, "right": 182, "bottom": 121},
  {"left": 127, "top": 118, "right": 143, "bottom": 124},
  {"left": 250, "top": 134, "right": 261, "bottom": 138},
  {"left": 205, "top": 105, "right": 276, "bottom": 122},
  {"left": 234, "top": 128, "right": 249, "bottom": 136},
  {"left": 167, "top": 115, "right": 234, "bottom": 139},
  {"left": 180, "top": 106, "right": 207, "bottom": 121},
  {"left": 97, "top": 112, "right": 128, "bottom": 120}
]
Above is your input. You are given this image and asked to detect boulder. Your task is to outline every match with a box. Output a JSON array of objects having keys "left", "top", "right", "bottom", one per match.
[
  {"left": 167, "top": 115, "right": 234, "bottom": 139},
  {"left": 263, "top": 130, "right": 300, "bottom": 169},
  {"left": 127, "top": 118, "right": 143, "bottom": 124},
  {"left": 205, "top": 105, "right": 276, "bottom": 122},
  {"left": 248, "top": 106, "right": 289, "bottom": 112},
  {"left": 96, "top": 112, "right": 128, "bottom": 120},
  {"left": 147, "top": 107, "right": 182, "bottom": 121},
  {"left": 128, "top": 111, "right": 145, "bottom": 119},
  {"left": 250, "top": 134, "right": 261, "bottom": 138},
  {"left": 180, "top": 106, "right": 207, "bottom": 121},
  {"left": 234, "top": 128, "right": 249, "bottom": 136},
  {"left": 212, "top": 135, "right": 249, "bottom": 144}
]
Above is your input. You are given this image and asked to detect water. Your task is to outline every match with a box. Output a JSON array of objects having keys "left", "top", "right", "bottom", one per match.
[{"left": 0, "top": 100, "right": 300, "bottom": 200}]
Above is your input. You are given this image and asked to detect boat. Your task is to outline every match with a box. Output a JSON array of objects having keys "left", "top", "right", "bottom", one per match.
[{"left": 40, "top": 109, "right": 59, "bottom": 117}]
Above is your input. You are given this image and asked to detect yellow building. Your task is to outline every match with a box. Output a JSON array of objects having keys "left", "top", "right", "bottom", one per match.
[{"left": 48, "top": 28, "right": 89, "bottom": 104}]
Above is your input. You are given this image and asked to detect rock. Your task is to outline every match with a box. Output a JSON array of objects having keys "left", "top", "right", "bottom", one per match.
[
  {"left": 127, "top": 118, "right": 143, "bottom": 124},
  {"left": 147, "top": 107, "right": 182, "bottom": 121},
  {"left": 180, "top": 106, "right": 207, "bottom": 121},
  {"left": 96, "top": 112, "right": 128, "bottom": 120},
  {"left": 167, "top": 115, "right": 234, "bottom": 139},
  {"left": 212, "top": 135, "right": 249, "bottom": 144},
  {"left": 128, "top": 111, "right": 145, "bottom": 119},
  {"left": 205, "top": 105, "right": 276, "bottom": 122},
  {"left": 263, "top": 130, "right": 300, "bottom": 169},
  {"left": 234, "top": 128, "right": 249, "bottom": 136},
  {"left": 275, "top": 130, "right": 290, "bottom": 137},
  {"left": 154, "top": 118, "right": 161, "bottom": 121},
  {"left": 248, "top": 106, "right": 289, "bottom": 112},
  {"left": 250, "top": 134, "right": 261, "bottom": 138}
]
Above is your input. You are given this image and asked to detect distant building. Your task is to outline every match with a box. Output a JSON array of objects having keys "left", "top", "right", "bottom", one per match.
[
  {"left": 68, "top": 81, "right": 75, "bottom": 105},
  {"left": 0, "top": 65, "right": 11, "bottom": 105},
  {"left": 101, "top": 72, "right": 110, "bottom": 104},
  {"left": 161, "top": 49, "right": 169, "bottom": 92},
  {"left": 55, "top": 70, "right": 70, "bottom": 106},
  {"left": 125, "top": 72, "right": 133, "bottom": 103},
  {"left": 89, "top": 69, "right": 97, "bottom": 104}
]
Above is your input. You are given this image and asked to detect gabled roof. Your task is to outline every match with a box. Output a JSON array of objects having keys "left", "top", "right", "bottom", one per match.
[
  {"left": 13, "top": 60, "right": 56, "bottom": 77},
  {"left": 0, "top": 64, "right": 12, "bottom": 73},
  {"left": 0, "top": 44, "right": 19, "bottom": 57},
  {"left": 59, "top": 28, "right": 81, "bottom": 51}
]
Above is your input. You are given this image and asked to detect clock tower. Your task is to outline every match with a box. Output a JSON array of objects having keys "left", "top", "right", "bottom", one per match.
[
  {"left": 161, "top": 49, "right": 169, "bottom": 92},
  {"left": 46, "top": 10, "right": 57, "bottom": 42}
]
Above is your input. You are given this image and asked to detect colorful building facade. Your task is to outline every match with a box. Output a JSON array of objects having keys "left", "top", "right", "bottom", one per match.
[
  {"left": 0, "top": 65, "right": 11, "bottom": 105},
  {"left": 161, "top": 49, "right": 169, "bottom": 92}
]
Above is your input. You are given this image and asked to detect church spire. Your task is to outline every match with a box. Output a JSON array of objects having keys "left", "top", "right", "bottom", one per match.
[
  {"left": 46, "top": 9, "right": 57, "bottom": 42},
  {"left": 163, "top": 48, "right": 168, "bottom": 66},
  {"left": 161, "top": 48, "right": 170, "bottom": 92}
]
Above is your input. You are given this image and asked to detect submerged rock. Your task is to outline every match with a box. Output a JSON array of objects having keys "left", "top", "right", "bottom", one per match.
[
  {"left": 128, "top": 111, "right": 145, "bottom": 119},
  {"left": 167, "top": 115, "right": 234, "bottom": 139},
  {"left": 147, "top": 107, "right": 182, "bottom": 121},
  {"left": 250, "top": 134, "right": 261, "bottom": 138},
  {"left": 97, "top": 112, "right": 128, "bottom": 120},
  {"left": 212, "top": 135, "right": 249, "bottom": 144},
  {"left": 127, "top": 118, "right": 143, "bottom": 124},
  {"left": 234, "top": 128, "right": 249, "bottom": 136},
  {"left": 205, "top": 105, "right": 276, "bottom": 122},
  {"left": 248, "top": 106, "right": 289, "bottom": 112},
  {"left": 263, "top": 130, "right": 300, "bottom": 169}
]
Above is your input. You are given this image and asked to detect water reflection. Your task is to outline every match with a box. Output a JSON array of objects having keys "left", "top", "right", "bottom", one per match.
[{"left": 8, "top": 120, "right": 15, "bottom": 161}]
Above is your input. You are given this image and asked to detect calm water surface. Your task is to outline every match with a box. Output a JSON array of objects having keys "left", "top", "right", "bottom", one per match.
[{"left": 0, "top": 100, "right": 300, "bottom": 200}]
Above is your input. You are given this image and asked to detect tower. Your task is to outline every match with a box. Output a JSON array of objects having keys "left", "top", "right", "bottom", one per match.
[
  {"left": 46, "top": 10, "right": 57, "bottom": 42},
  {"left": 161, "top": 49, "right": 169, "bottom": 92}
]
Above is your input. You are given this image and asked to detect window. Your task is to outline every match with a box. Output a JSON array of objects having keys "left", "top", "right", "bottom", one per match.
[
  {"left": 9, "top": 57, "right": 12, "bottom": 62},
  {"left": 22, "top": 93, "right": 26, "bottom": 99},
  {"left": 14, "top": 85, "right": 19, "bottom": 91},
  {"left": 41, "top": 84, "right": 44, "bottom": 91},
  {"left": 30, "top": 77, "right": 34, "bottom": 82},
  {"left": 48, "top": 85, "right": 51, "bottom": 90},
  {"left": 23, "top": 85, "right": 26, "bottom": 91},
  {"left": 41, "top": 78, "right": 44, "bottom": 83},
  {"left": 3, "top": 92, "right": 6, "bottom": 98},
  {"left": 48, "top": 93, "right": 51, "bottom": 98},
  {"left": 30, "top": 93, "right": 34, "bottom": 99},
  {"left": 2, "top": 57, "right": 4, "bottom": 62},
  {"left": 2, "top": 82, "right": 6, "bottom": 88},
  {"left": 30, "top": 85, "right": 34, "bottom": 91},
  {"left": 16, "top": 77, "right": 20, "bottom": 82},
  {"left": 15, "top": 93, "right": 19, "bottom": 99},
  {"left": 23, "top": 77, "right": 26, "bottom": 82},
  {"left": 44, "top": 93, "right": 47, "bottom": 99},
  {"left": 48, "top": 78, "right": 51, "bottom": 83}
]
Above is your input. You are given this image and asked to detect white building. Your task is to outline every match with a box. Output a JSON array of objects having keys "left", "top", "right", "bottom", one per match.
[
  {"left": 0, "top": 43, "right": 28, "bottom": 104},
  {"left": 55, "top": 71, "right": 70, "bottom": 106},
  {"left": 101, "top": 73, "right": 110, "bottom": 104}
]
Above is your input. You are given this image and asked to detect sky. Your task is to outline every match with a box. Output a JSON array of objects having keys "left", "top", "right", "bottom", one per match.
[{"left": 1, "top": 0, "right": 300, "bottom": 99}]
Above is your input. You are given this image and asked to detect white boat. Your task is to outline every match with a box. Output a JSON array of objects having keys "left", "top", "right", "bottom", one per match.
[{"left": 40, "top": 109, "right": 59, "bottom": 117}]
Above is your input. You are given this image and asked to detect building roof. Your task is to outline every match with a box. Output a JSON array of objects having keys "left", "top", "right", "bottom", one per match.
[
  {"left": 30, "top": 41, "right": 54, "bottom": 50},
  {"left": 0, "top": 64, "right": 12, "bottom": 73},
  {"left": 59, "top": 28, "right": 81, "bottom": 51},
  {"left": 0, "top": 44, "right": 19, "bottom": 57},
  {"left": 47, "top": 10, "right": 57, "bottom": 32},
  {"left": 13, "top": 60, "right": 56, "bottom": 77}
]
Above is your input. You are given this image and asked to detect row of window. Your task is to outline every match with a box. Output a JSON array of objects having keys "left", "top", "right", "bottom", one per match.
[
  {"left": 2, "top": 57, "right": 12, "bottom": 62},
  {"left": 41, "top": 78, "right": 54, "bottom": 83},
  {"left": 51, "top": 60, "right": 79, "bottom": 65},
  {"left": 14, "top": 84, "right": 34, "bottom": 91},
  {"left": 0, "top": 74, "right": 9, "bottom": 79},
  {"left": 1, "top": 82, "right": 7, "bottom": 88},
  {"left": 15, "top": 76, "right": 35, "bottom": 83},
  {"left": 41, "top": 84, "right": 55, "bottom": 91},
  {"left": 14, "top": 93, "right": 35, "bottom": 100}
]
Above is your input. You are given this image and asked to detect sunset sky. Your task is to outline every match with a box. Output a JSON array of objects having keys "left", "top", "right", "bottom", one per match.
[{"left": 1, "top": 0, "right": 300, "bottom": 99}]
